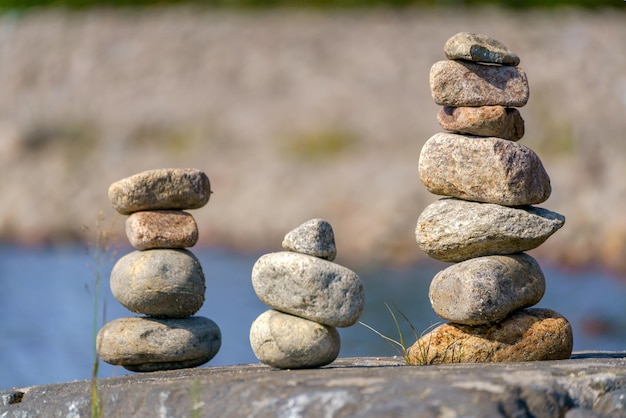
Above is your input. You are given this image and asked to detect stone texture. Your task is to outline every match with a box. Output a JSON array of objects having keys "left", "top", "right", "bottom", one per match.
[
  {"left": 430, "top": 60, "right": 529, "bottom": 107},
  {"left": 437, "top": 106, "right": 524, "bottom": 141},
  {"left": 108, "top": 168, "right": 211, "bottom": 215},
  {"left": 249, "top": 309, "right": 340, "bottom": 369},
  {"left": 282, "top": 218, "right": 337, "bottom": 261},
  {"left": 96, "top": 316, "right": 221, "bottom": 372},
  {"left": 125, "top": 210, "right": 198, "bottom": 249},
  {"left": 251, "top": 251, "right": 364, "bottom": 327},
  {"left": 110, "top": 249, "right": 205, "bottom": 318},
  {"left": 407, "top": 308, "right": 573, "bottom": 365},
  {"left": 419, "top": 132, "right": 551, "bottom": 206},
  {"left": 416, "top": 198, "right": 565, "bottom": 262},
  {"left": 444, "top": 32, "right": 520, "bottom": 66},
  {"left": 429, "top": 253, "right": 545, "bottom": 325}
]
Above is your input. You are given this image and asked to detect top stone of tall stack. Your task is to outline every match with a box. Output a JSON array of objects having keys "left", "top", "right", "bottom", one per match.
[{"left": 444, "top": 32, "right": 520, "bottom": 66}]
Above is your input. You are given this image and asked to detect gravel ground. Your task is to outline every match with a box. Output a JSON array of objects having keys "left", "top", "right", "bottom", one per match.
[{"left": 0, "top": 7, "right": 624, "bottom": 272}]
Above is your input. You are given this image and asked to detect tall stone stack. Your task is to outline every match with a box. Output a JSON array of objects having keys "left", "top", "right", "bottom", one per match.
[
  {"left": 249, "top": 219, "right": 365, "bottom": 369},
  {"left": 96, "top": 168, "right": 221, "bottom": 372},
  {"left": 407, "top": 33, "right": 573, "bottom": 365}
]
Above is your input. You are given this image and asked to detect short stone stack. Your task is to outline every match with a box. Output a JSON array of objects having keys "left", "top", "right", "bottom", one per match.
[
  {"left": 407, "top": 33, "right": 573, "bottom": 365},
  {"left": 96, "top": 168, "right": 221, "bottom": 372},
  {"left": 250, "top": 219, "right": 365, "bottom": 369}
]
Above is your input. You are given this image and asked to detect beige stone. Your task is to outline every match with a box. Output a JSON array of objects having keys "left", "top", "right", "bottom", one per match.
[
  {"left": 444, "top": 32, "right": 520, "bottom": 66},
  {"left": 126, "top": 210, "right": 198, "bottom": 249},
  {"left": 282, "top": 218, "right": 337, "bottom": 261},
  {"left": 407, "top": 308, "right": 573, "bottom": 365},
  {"left": 437, "top": 106, "right": 524, "bottom": 141}
]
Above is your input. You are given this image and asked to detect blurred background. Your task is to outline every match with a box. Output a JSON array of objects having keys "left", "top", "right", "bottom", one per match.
[{"left": 0, "top": 0, "right": 625, "bottom": 390}]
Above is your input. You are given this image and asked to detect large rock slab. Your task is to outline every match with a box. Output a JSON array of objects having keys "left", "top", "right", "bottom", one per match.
[
  {"left": 108, "top": 168, "right": 211, "bottom": 215},
  {"left": 282, "top": 218, "right": 337, "bottom": 261},
  {"left": 249, "top": 309, "right": 340, "bottom": 369},
  {"left": 251, "top": 251, "right": 364, "bottom": 327},
  {"left": 96, "top": 316, "right": 221, "bottom": 372},
  {"left": 444, "top": 32, "right": 520, "bottom": 66},
  {"left": 110, "top": 249, "right": 205, "bottom": 318},
  {"left": 419, "top": 132, "right": 551, "bottom": 206},
  {"left": 430, "top": 60, "right": 529, "bottom": 107},
  {"left": 416, "top": 198, "right": 565, "bottom": 262},
  {"left": 437, "top": 106, "right": 524, "bottom": 141},
  {"left": 407, "top": 308, "right": 573, "bottom": 365},
  {"left": 126, "top": 210, "right": 198, "bottom": 249},
  {"left": 429, "top": 253, "right": 545, "bottom": 325}
]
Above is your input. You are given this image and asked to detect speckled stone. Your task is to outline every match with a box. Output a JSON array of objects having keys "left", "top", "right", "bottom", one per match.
[
  {"left": 444, "top": 32, "right": 520, "bottom": 66},
  {"left": 437, "top": 106, "right": 524, "bottom": 141},
  {"left": 96, "top": 316, "right": 221, "bottom": 372},
  {"left": 419, "top": 133, "right": 551, "bottom": 206},
  {"left": 110, "top": 249, "right": 205, "bottom": 318},
  {"left": 429, "top": 253, "right": 545, "bottom": 325},
  {"left": 109, "top": 168, "right": 211, "bottom": 215},
  {"left": 249, "top": 310, "right": 340, "bottom": 369},
  {"left": 407, "top": 308, "right": 573, "bottom": 365},
  {"left": 282, "top": 218, "right": 337, "bottom": 261},
  {"left": 251, "top": 251, "right": 364, "bottom": 327},
  {"left": 125, "top": 210, "right": 198, "bottom": 249}
]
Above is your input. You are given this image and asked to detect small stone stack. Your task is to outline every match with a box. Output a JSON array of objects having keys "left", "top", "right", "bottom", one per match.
[
  {"left": 96, "top": 168, "right": 221, "bottom": 372},
  {"left": 407, "top": 33, "right": 573, "bottom": 365},
  {"left": 250, "top": 219, "right": 365, "bottom": 369}
]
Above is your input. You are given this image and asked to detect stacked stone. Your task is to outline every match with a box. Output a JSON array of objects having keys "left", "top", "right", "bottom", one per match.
[
  {"left": 407, "top": 33, "right": 573, "bottom": 365},
  {"left": 96, "top": 168, "right": 221, "bottom": 372},
  {"left": 249, "top": 219, "right": 365, "bottom": 369}
]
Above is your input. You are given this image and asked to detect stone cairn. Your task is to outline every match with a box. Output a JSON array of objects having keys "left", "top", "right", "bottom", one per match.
[
  {"left": 96, "top": 168, "right": 221, "bottom": 372},
  {"left": 406, "top": 33, "right": 574, "bottom": 364},
  {"left": 249, "top": 219, "right": 365, "bottom": 369}
]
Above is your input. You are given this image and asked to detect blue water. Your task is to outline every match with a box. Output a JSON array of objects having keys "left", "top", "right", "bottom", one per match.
[{"left": 1, "top": 244, "right": 625, "bottom": 390}]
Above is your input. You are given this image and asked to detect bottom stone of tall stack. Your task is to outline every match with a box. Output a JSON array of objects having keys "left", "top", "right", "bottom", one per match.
[
  {"left": 97, "top": 316, "right": 221, "bottom": 372},
  {"left": 406, "top": 308, "right": 573, "bottom": 365}
]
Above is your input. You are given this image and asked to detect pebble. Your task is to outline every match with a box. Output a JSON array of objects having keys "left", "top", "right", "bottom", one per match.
[
  {"left": 415, "top": 198, "right": 565, "bottom": 262},
  {"left": 406, "top": 308, "right": 573, "bottom": 365},
  {"left": 110, "top": 249, "right": 206, "bottom": 318},
  {"left": 444, "top": 32, "right": 520, "bottom": 66},
  {"left": 429, "top": 253, "right": 545, "bottom": 325},
  {"left": 282, "top": 218, "right": 337, "bottom": 261},
  {"left": 251, "top": 251, "right": 364, "bottom": 327},
  {"left": 125, "top": 210, "right": 198, "bottom": 249},
  {"left": 437, "top": 106, "right": 524, "bottom": 141},
  {"left": 249, "top": 310, "right": 340, "bottom": 369},
  {"left": 419, "top": 132, "right": 551, "bottom": 206},
  {"left": 430, "top": 60, "right": 529, "bottom": 107},
  {"left": 108, "top": 168, "right": 211, "bottom": 215},
  {"left": 96, "top": 316, "right": 221, "bottom": 372}
]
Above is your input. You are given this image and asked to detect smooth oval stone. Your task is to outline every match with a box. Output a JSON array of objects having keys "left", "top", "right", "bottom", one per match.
[
  {"left": 419, "top": 132, "right": 551, "bottom": 206},
  {"left": 249, "top": 310, "right": 340, "bottom": 369},
  {"left": 111, "top": 249, "right": 205, "bottom": 318},
  {"left": 416, "top": 198, "right": 565, "bottom": 262},
  {"left": 126, "top": 210, "right": 198, "bottom": 249},
  {"left": 429, "top": 254, "right": 545, "bottom": 325},
  {"left": 437, "top": 106, "right": 524, "bottom": 141},
  {"left": 96, "top": 316, "right": 221, "bottom": 372},
  {"left": 109, "top": 168, "right": 211, "bottom": 215},
  {"left": 282, "top": 218, "right": 337, "bottom": 261},
  {"left": 430, "top": 60, "right": 529, "bottom": 107},
  {"left": 251, "top": 252, "right": 364, "bottom": 327},
  {"left": 444, "top": 32, "right": 520, "bottom": 66},
  {"left": 407, "top": 308, "right": 573, "bottom": 364}
]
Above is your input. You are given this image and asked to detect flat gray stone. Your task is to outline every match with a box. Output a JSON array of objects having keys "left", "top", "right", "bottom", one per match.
[
  {"left": 282, "top": 218, "right": 337, "bottom": 261},
  {"left": 108, "top": 168, "right": 211, "bottom": 215},
  {"left": 416, "top": 198, "right": 565, "bottom": 262},
  {"left": 125, "top": 210, "right": 198, "bottom": 249},
  {"left": 96, "top": 316, "right": 221, "bottom": 372},
  {"left": 110, "top": 249, "right": 205, "bottom": 318},
  {"left": 249, "top": 309, "right": 340, "bottom": 369},
  {"left": 444, "top": 32, "right": 520, "bottom": 66},
  {"left": 437, "top": 106, "right": 524, "bottom": 141},
  {"left": 251, "top": 251, "right": 364, "bottom": 327},
  {"left": 419, "top": 132, "right": 551, "bottom": 206},
  {"left": 429, "top": 253, "right": 546, "bottom": 325},
  {"left": 430, "top": 60, "right": 529, "bottom": 107}
]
